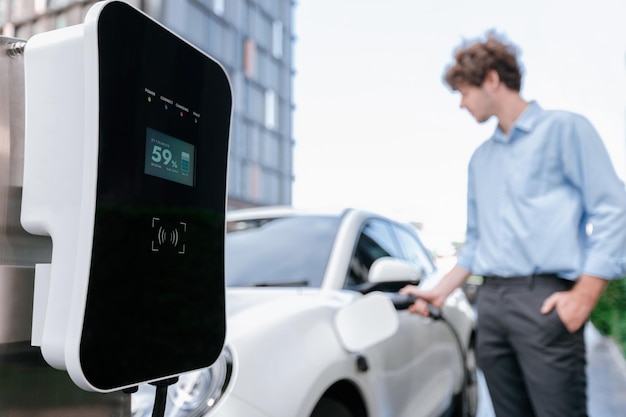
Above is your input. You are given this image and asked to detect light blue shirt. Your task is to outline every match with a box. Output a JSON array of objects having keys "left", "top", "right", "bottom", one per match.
[{"left": 457, "top": 102, "right": 626, "bottom": 280}]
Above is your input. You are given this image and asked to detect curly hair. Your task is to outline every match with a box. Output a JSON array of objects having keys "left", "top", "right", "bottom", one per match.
[{"left": 444, "top": 31, "right": 523, "bottom": 92}]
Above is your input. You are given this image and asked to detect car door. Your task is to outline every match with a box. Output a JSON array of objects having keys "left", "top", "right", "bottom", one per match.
[{"left": 344, "top": 219, "right": 462, "bottom": 417}]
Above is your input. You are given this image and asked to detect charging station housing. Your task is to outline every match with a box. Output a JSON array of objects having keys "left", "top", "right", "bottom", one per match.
[{"left": 22, "top": 0, "right": 231, "bottom": 392}]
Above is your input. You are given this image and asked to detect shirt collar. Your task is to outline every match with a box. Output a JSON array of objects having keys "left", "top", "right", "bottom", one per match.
[{"left": 492, "top": 101, "right": 542, "bottom": 143}]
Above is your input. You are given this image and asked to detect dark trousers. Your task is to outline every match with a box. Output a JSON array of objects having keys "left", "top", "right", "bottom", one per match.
[{"left": 476, "top": 275, "right": 587, "bottom": 417}]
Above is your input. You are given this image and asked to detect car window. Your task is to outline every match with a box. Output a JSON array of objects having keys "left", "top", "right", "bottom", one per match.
[
  {"left": 225, "top": 216, "right": 340, "bottom": 288},
  {"left": 346, "top": 219, "right": 401, "bottom": 287},
  {"left": 392, "top": 225, "right": 436, "bottom": 276}
]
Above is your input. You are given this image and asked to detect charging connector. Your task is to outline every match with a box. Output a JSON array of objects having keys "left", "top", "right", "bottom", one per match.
[{"left": 425, "top": 303, "right": 442, "bottom": 320}]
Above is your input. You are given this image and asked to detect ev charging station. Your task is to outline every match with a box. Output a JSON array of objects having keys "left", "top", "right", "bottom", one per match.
[{"left": 21, "top": 0, "right": 231, "bottom": 394}]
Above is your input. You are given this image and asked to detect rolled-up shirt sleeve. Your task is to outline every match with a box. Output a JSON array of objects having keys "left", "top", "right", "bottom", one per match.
[{"left": 561, "top": 115, "right": 626, "bottom": 279}]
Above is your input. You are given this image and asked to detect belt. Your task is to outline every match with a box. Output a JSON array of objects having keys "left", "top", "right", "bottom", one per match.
[{"left": 482, "top": 273, "right": 562, "bottom": 286}]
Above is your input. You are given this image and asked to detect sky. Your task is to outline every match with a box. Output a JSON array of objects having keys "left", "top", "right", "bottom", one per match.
[{"left": 291, "top": 0, "right": 626, "bottom": 252}]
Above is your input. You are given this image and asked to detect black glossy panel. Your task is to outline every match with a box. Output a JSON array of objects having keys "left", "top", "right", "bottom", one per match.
[{"left": 80, "top": 1, "right": 231, "bottom": 390}]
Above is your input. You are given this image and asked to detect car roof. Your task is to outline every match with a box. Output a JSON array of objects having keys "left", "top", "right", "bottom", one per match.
[
  {"left": 225, "top": 205, "right": 421, "bottom": 237},
  {"left": 226, "top": 206, "right": 351, "bottom": 221},
  {"left": 225, "top": 206, "right": 436, "bottom": 281}
]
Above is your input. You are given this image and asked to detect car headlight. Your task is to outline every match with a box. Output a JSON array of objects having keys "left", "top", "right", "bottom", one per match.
[{"left": 131, "top": 346, "right": 234, "bottom": 417}]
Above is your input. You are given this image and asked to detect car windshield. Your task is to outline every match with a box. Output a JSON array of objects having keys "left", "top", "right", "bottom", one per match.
[{"left": 225, "top": 215, "right": 341, "bottom": 288}]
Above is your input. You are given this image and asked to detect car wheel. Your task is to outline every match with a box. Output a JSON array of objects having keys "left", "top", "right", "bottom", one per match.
[
  {"left": 310, "top": 397, "right": 355, "bottom": 417},
  {"left": 452, "top": 336, "right": 478, "bottom": 417}
]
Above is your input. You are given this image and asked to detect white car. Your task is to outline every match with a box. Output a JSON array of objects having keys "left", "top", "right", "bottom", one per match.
[{"left": 132, "top": 206, "right": 477, "bottom": 417}]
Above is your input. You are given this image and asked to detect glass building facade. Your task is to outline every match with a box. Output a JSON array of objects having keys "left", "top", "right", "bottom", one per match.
[{"left": 1, "top": 0, "right": 296, "bottom": 209}]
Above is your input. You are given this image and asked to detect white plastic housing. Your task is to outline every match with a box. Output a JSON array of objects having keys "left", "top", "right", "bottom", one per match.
[{"left": 22, "top": 6, "right": 101, "bottom": 380}]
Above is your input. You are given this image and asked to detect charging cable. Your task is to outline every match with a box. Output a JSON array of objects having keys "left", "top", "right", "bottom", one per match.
[
  {"left": 402, "top": 295, "right": 473, "bottom": 417},
  {"left": 148, "top": 377, "right": 179, "bottom": 417}
]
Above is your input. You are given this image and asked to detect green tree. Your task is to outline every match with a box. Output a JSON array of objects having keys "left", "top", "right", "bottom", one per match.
[{"left": 590, "top": 278, "right": 626, "bottom": 357}]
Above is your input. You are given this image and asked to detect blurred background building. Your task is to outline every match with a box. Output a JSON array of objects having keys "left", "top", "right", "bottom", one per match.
[{"left": 0, "top": 0, "right": 296, "bottom": 210}]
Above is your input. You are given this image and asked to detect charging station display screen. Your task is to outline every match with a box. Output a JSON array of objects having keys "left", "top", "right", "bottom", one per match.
[{"left": 144, "top": 127, "right": 195, "bottom": 187}]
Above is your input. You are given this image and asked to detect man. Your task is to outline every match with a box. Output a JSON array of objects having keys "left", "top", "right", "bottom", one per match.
[{"left": 401, "top": 32, "right": 626, "bottom": 417}]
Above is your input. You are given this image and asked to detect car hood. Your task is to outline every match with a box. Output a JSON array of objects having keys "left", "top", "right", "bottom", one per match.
[
  {"left": 225, "top": 287, "right": 355, "bottom": 317},
  {"left": 223, "top": 287, "right": 359, "bottom": 342}
]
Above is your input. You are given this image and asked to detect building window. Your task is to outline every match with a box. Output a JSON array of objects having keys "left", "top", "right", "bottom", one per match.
[
  {"left": 249, "top": 163, "right": 260, "bottom": 200},
  {"left": 34, "top": 0, "right": 46, "bottom": 14},
  {"left": 246, "top": 84, "right": 264, "bottom": 125},
  {"left": 9, "top": 0, "right": 32, "bottom": 21},
  {"left": 264, "top": 89, "right": 277, "bottom": 130},
  {"left": 213, "top": 0, "right": 224, "bottom": 16},
  {"left": 243, "top": 38, "right": 256, "bottom": 78},
  {"left": 261, "top": 131, "right": 280, "bottom": 169},
  {"left": 48, "top": 0, "right": 71, "bottom": 8},
  {"left": 2, "top": 23, "right": 14, "bottom": 36},
  {"left": 228, "top": 156, "right": 241, "bottom": 197},
  {"left": 0, "top": 0, "right": 7, "bottom": 27},
  {"left": 264, "top": 171, "right": 280, "bottom": 204},
  {"left": 272, "top": 20, "right": 283, "bottom": 58},
  {"left": 54, "top": 12, "right": 67, "bottom": 29}
]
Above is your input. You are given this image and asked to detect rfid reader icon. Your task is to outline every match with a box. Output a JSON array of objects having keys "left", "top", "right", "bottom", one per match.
[{"left": 151, "top": 217, "right": 187, "bottom": 254}]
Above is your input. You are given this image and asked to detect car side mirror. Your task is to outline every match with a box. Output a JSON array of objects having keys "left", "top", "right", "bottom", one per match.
[
  {"left": 369, "top": 257, "right": 423, "bottom": 283},
  {"left": 334, "top": 292, "right": 399, "bottom": 352}
]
